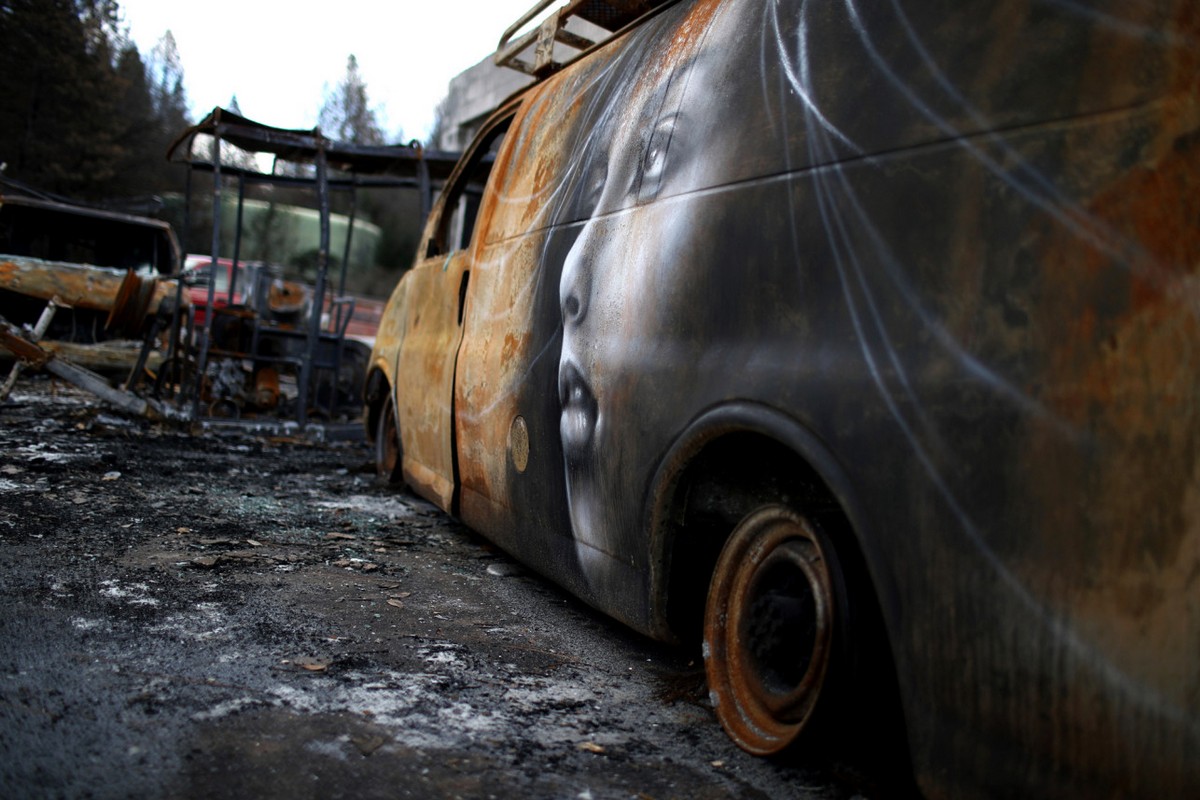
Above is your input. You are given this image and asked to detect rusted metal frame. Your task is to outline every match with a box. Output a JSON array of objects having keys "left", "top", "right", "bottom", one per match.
[
  {"left": 319, "top": 185, "right": 352, "bottom": 421},
  {"left": 165, "top": 107, "right": 461, "bottom": 425},
  {"left": 498, "top": 0, "right": 562, "bottom": 61},
  {"left": 0, "top": 298, "right": 60, "bottom": 400},
  {"left": 498, "top": 7, "right": 595, "bottom": 76},
  {"left": 162, "top": 165, "right": 193, "bottom": 383},
  {"left": 120, "top": 316, "right": 162, "bottom": 393},
  {"left": 296, "top": 138, "right": 331, "bottom": 427},
  {"left": 169, "top": 108, "right": 461, "bottom": 184},
  {"left": 330, "top": 296, "right": 356, "bottom": 339},
  {"left": 496, "top": 0, "right": 679, "bottom": 77},
  {"left": 0, "top": 313, "right": 186, "bottom": 421},
  {"left": 208, "top": 118, "right": 323, "bottom": 166},
  {"left": 419, "top": 158, "right": 432, "bottom": 231},
  {"left": 340, "top": 181, "right": 358, "bottom": 299},
  {"left": 176, "top": 162, "right": 428, "bottom": 191},
  {"left": 190, "top": 121, "right": 225, "bottom": 422},
  {"left": 229, "top": 173, "right": 247, "bottom": 303}
]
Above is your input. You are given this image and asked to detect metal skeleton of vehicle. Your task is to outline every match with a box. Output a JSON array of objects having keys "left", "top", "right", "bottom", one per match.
[
  {"left": 0, "top": 186, "right": 190, "bottom": 416},
  {"left": 1, "top": 115, "right": 459, "bottom": 435},
  {"left": 159, "top": 109, "right": 461, "bottom": 431}
]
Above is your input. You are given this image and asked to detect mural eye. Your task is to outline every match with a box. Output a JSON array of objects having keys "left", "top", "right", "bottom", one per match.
[
  {"left": 638, "top": 115, "right": 677, "bottom": 202},
  {"left": 579, "top": 157, "right": 608, "bottom": 218}
]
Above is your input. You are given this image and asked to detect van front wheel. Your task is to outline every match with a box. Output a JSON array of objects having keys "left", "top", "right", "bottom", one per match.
[
  {"left": 703, "top": 504, "right": 845, "bottom": 756},
  {"left": 375, "top": 393, "right": 404, "bottom": 485}
]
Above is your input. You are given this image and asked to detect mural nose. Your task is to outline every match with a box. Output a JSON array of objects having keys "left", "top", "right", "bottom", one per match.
[{"left": 560, "top": 226, "right": 593, "bottom": 327}]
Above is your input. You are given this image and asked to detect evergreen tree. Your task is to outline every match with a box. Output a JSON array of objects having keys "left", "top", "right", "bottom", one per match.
[
  {"left": 1, "top": 0, "right": 114, "bottom": 197},
  {"left": 147, "top": 30, "right": 190, "bottom": 137},
  {"left": 109, "top": 44, "right": 155, "bottom": 198},
  {"left": 0, "top": 2, "right": 191, "bottom": 203},
  {"left": 319, "top": 55, "right": 386, "bottom": 146}
]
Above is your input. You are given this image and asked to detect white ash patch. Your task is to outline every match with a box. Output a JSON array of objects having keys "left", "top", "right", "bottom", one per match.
[
  {"left": 71, "top": 617, "right": 109, "bottom": 632},
  {"left": 191, "top": 696, "right": 265, "bottom": 721},
  {"left": 265, "top": 672, "right": 505, "bottom": 749},
  {"left": 99, "top": 579, "right": 159, "bottom": 606},
  {"left": 314, "top": 495, "right": 437, "bottom": 520},
  {"left": 7, "top": 441, "right": 95, "bottom": 464}
]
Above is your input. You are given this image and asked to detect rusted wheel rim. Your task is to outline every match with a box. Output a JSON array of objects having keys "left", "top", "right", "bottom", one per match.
[{"left": 704, "top": 505, "right": 836, "bottom": 755}]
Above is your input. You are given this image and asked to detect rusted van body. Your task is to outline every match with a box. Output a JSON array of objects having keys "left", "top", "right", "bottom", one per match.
[{"left": 367, "top": 1, "right": 1199, "bottom": 796}]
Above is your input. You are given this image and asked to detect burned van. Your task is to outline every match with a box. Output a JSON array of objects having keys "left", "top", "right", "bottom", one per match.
[{"left": 366, "top": 1, "right": 1199, "bottom": 797}]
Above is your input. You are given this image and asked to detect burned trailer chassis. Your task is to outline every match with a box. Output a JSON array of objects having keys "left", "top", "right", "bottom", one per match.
[
  {"left": 0, "top": 110, "right": 462, "bottom": 435},
  {"left": 0, "top": 251, "right": 362, "bottom": 432},
  {"left": 0, "top": 268, "right": 189, "bottom": 422},
  {"left": 157, "top": 108, "right": 462, "bottom": 433}
]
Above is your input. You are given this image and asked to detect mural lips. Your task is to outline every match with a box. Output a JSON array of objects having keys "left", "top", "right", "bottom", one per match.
[{"left": 558, "top": 358, "right": 598, "bottom": 463}]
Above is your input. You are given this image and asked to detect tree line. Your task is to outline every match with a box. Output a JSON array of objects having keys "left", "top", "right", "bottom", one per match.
[
  {"left": 0, "top": 0, "right": 189, "bottom": 204},
  {"left": 0, "top": 0, "right": 424, "bottom": 289}
]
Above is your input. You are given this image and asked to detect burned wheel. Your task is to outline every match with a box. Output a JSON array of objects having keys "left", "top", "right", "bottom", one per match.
[
  {"left": 375, "top": 393, "right": 404, "bottom": 484},
  {"left": 703, "top": 504, "right": 843, "bottom": 755}
]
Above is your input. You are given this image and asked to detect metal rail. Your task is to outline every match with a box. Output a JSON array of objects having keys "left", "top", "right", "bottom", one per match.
[{"left": 495, "top": 0, "right": 678, "bottom": 77}]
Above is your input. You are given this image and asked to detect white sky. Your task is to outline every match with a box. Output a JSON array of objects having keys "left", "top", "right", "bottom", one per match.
[{"left": 118, "top": 0, "right": 552, "bottom": 143}]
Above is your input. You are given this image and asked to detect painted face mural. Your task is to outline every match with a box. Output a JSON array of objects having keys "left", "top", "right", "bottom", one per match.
[
  {"left": 549, "top": 0, "right": 1200, "bottom": 749},
  {"left": 555, "top": 2, "right": 734, "bottom": 591},
  {"left": 549, "top": 0, "right": 811, "bottom": 595}
]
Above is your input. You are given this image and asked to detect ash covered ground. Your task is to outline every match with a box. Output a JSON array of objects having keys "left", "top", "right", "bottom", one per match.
[{"left": 0, "top": 377, "right": 871, "bottom": 799}]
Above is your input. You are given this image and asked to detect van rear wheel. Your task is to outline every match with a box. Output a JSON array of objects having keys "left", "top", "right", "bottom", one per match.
[
  {"left": 375, "top": 394, "right": 403, "bottom": 484},
  {"left": 703, "top": 504, "right": 843, "bottom": 755}
]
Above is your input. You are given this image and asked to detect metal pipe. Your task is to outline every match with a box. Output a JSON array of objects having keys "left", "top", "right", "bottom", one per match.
[
  {"left": 164, "top": 165, "right": 194, "bottom": 381},
  {"left": 419, "top": 157, "right": 431, "bottom": 230},
  {"left": 0, "top": 297, "right": 61, "bottom": 401},
  {"left": 297, "top": 136, "right": 331, "bottom": 427},
  {"left": 230, "top": 172, "right": 246, "bottom": 302},
  {"left": 192, "top": 123, "right": 224, "bottom": 421},
  {"left": 340, "top": 184, "right": 357, "bottom": 298}
]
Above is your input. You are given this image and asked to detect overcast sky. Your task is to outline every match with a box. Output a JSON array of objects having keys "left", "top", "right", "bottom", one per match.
[{"left": 117, "top": 0, "right": 551, "bottom": 143}]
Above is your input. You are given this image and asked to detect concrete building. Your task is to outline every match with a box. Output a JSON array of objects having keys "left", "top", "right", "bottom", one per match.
[{"left": 435, "top": 56, "right": 532, "bottom": 152}]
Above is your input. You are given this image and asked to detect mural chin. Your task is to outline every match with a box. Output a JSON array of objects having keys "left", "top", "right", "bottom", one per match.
[
  {"left": 564, "top": 468, "right": 608, "bottom": 585},
  {"left": 562, "top": 449, "right": 616, "bottom": 586}
]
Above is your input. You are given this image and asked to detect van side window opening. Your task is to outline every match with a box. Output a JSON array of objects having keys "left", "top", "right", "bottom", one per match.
[{"left": 427, "top": 120, "right": 512, "bottom": 258}]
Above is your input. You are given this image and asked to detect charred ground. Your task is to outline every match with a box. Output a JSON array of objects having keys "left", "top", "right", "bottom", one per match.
[{"left": 0, "top": 378, "right": 871, "bottom": 799}]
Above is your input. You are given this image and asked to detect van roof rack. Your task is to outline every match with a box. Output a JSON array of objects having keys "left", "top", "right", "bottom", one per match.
[{"left": 496, "top": 0, "right": 678, "bottom": 78}]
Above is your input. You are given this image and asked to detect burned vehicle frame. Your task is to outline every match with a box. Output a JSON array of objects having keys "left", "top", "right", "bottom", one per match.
[
  {"left": 1, "top": 113, "right": 460, "bottom": 433},
  {"left": 162, "top": 108, "right": 460, "bottom": 430},
  {"left": 366, "top": 0, "right": 1199, "bottom": 798},
  {"left": 0, "top": 184, "right": 191, "bottom": 413},
  {"left": 0, "top": 185, "right": 184, "bottom": 371}
]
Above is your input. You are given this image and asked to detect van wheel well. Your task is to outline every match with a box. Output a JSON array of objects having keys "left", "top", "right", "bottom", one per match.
[
  {"left": 662, "top": 432, "right": 912, "bottom": 778},
  {"left": 664, "top": 434, "right": 846, "bottom": 644}
]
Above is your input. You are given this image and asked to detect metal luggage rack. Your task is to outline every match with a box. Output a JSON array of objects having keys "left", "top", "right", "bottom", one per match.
[{"left": 496, "top": 0, "right": 679, "bottom": 78}]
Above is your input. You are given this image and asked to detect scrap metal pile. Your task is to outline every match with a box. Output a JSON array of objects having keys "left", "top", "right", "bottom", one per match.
[{"left": 0, "top": 111, "right": 460, "bottom": 435}]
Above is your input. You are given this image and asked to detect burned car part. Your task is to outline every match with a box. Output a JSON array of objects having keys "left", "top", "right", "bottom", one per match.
[
  {"left": 165, "top": 108, "right": 461, "bottom": 432},
  {"left": 368, "top": 0, "right": 1199, "bottom": 796}
]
